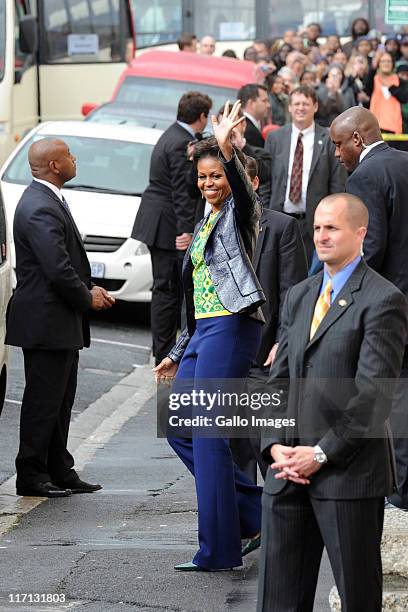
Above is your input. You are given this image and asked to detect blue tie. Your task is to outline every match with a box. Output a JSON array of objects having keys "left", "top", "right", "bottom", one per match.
[{"left": 61, "top": 195, "right": 70, "bottom": 213}]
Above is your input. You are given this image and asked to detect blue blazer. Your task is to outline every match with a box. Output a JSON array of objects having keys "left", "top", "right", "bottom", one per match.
[{"left": 169, "top": 152, "right": 265, "bottom": 363}]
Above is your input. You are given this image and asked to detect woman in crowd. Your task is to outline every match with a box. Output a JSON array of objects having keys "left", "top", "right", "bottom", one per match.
[
  {"left": 272, "top": 42, "right": 293, "bottom": 70},
  {"left": 345, "top": 53, "right": 370, "bottom": 107},
  {"left": 154, "top": 102, "right": 264, "bottom": 572},
  {"left": 272, "top": 43, "right": 293, "bottom": 70},
  {"left": 316, "top": 64, "right": 355, "bottom": 126},
  {"left": 366, "top": 51, "right": 405, "bottom": 136},
  {"left": 354, "top": 36, "right": 373, "bottom": 66},
  {"left": 266, "top": 72, "right": 288, "bottom": 125},
  {"left": 342, "top": 17, "right": 370, "bottom": 58}
]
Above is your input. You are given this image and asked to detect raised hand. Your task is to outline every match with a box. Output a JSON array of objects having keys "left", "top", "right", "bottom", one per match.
[{"left": 211, "top": 100, "right": 245, "bottom": 160}]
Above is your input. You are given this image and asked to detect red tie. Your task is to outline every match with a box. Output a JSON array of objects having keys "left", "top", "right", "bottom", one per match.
[{"left": 289, "top": 132, "right": 303, "bottom": 204}]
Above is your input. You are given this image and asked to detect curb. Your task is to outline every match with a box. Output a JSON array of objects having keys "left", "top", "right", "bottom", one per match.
[{"left": 0, "top": 364, "right": 157, "bottom": 536}]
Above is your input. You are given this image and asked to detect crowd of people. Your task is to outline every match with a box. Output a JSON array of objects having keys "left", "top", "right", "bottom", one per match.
[{"left": 179, "top": 20, "right": 408, "bottom": 142}]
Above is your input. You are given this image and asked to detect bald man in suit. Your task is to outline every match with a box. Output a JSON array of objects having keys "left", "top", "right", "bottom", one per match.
[{"left": 258, "top": 194, "right": 407, "bottom": 611}]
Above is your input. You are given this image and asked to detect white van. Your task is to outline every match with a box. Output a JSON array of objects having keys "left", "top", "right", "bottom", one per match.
[{"left": 0, "top": 189, "right": 12, "bottom": 415}]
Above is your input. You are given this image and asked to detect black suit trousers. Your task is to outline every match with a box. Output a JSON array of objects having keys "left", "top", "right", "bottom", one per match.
[
  {"left": 149, "top": 246, "right": 184, "bottom": 365},
  {"left": 16, "top": 349, "right": 78, "bottom": 487},
  {"left": 230, "top": 365, "right": 269, "bottom": 483},
  {"left": 388, "top": 347, "right": 408, "bottom": 509},
  {"left": 257, "top": 485, "right": 384, "bottom": 612}
]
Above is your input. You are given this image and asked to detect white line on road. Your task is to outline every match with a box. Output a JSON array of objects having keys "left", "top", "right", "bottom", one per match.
[
  {"left": 92, "top": 337, "right": 151, "bottom": 351},
  {"left": 4, "top": 399, "right": 22, "bottom": 405}
]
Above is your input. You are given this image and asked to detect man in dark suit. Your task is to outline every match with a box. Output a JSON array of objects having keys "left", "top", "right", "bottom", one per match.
[
  {"left": 132, "top": 91, "right": 212, "bottom": 365},
  {"left": 331, "top": 106, "right": 408, "bottom": 510},
  {"left": 257, "top": 193, "right": 407, "bottom": 611},
  {"left": 229, "top": 156, "right": 308, "bottom": 482},
  {"left": 6, "top": 139, "right": 114, "bottom": 498},
  {"left": 264, "top": 85, "right": 347, "bottom": 264},
  {"left": 237, "top": 84, "right": 270, "bottom": 148}
]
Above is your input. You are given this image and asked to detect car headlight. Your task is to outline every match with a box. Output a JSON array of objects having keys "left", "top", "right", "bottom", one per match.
[{"left": 134, "top": 242, "right": 149, "bottom": 256}]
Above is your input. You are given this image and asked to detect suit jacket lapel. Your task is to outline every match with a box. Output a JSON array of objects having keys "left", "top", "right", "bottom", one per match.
[
  {"left": 281, "top": 125, "right": 291, "bottom": 172},
  {"left": 59, "top": 196, "right": 87, "bottom": 252},
  {"left": 295, "top": 272, "right": 323, "bottom": 356},
  {"left": 253, "top": 216, "right": 267, "bottom": 269},
  {"left": 308, "top": 126, "right": 326, "bottom": 181},
  {"left": 30, "top": 181, "right": 86, "bottom": 255},
  {"left": 306, "top": 260, "right": 367, "bottom": 348}
]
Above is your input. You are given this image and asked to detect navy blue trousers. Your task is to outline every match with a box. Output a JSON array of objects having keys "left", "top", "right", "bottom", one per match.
[{"left": 168, "top": 315, "right": 263, "bottom": 570}]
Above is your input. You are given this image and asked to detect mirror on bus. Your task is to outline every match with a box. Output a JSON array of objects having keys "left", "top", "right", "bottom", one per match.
[{"left": 19, "top": 16, "right": 37, "bottom": 55}]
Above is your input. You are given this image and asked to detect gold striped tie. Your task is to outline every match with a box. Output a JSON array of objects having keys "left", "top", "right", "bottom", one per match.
[{"left": 310, "top": 280, "right": 332, "bottom": 340}]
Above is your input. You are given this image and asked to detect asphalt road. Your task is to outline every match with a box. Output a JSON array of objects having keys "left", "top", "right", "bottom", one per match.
[
  {"left": 0, "top": 303, "right": 152, "bottom": 485},
  {"left": 0, "top": 304, "right": 334, "bottom": 611}
]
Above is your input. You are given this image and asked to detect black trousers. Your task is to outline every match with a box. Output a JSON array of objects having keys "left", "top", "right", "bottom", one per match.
[
  {"left": 149, "top": 246, "right": 184, "bottom": 365},
  {"left": 257, "top": 485, "right": 384, "bottom": 612},
  {"left": 16, "top": 349, "right": 78, "bottom": 488},
  {"left": 230, "top": 364, "right": 269, "bottom": 484},
  {"left": 388, "top": 347, "right": 408, "bottom": 508}
]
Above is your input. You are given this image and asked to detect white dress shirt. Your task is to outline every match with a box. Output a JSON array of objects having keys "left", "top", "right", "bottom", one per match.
[
  {"left": 33, "top": 177, "right": 64, "bottom": 203},
  {"left": 243, "top": 112, "right": 261, "bottom": 130},
  {"left": 177, "top": 120, "right": 196, "bottom": 139},
  {"left": 284, "top": 122, "right": 315, "bottom": 213},
  {"left": 359, "top": 140, "right": 383, "bottom": 163}
]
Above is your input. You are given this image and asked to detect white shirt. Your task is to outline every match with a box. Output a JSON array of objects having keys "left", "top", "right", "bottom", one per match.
[
  {"left": 284, "top": 122, "right": 315, "bottom": 214},
  {"left": 177, "top": 120, "right": 196, "bottom": 139},
  {"left": 359, "top": 140, "right": 383, "bottom": 163},
  {"left": 33, "top": 177, "right": 64, "bottom": 203},
  {"left": 243, "top": 111, "right": 261, "bottom": 130}
]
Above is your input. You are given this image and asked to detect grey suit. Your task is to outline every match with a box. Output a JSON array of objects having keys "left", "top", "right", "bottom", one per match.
[
  {"left": 264, "top": 123, "right": 347, "bottom": 263},
  {"left": 257, "top": 261, "right": 407, "bottom": 612}
]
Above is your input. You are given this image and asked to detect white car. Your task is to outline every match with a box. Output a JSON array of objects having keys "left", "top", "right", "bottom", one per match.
[
  {"left": 0, "top": 185, "right": 12, "bottom": 415},
  {"left": 0, "top": 121, "right": 163, "bottom": 302}
]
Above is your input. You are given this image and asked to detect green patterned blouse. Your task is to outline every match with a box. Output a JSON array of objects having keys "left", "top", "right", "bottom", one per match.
[{"left": 190, "top": 211, "right": 232, "bottom": 319}]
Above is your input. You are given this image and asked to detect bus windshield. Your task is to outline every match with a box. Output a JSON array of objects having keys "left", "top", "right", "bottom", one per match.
[{"left": 0, "top": 0, "right": 5, "bottom": 82}]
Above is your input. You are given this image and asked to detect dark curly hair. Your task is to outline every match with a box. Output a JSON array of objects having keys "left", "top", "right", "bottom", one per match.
[{"left": 193, "top": 136, "right": 246, "bottom": 167}]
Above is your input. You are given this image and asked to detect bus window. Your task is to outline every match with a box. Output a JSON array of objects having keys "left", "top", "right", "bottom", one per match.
[
  {"left": 14, "top": 0, "right": 36, "bottom": 82},
  {"left": 0, "top": 0, "right": 5, "bottom": 82},
  {"left": 133, "top": 0, "right": 182, "bottom": 48},
  {"left": 40, "top": 0, "right": 133, "bottom": 64}
]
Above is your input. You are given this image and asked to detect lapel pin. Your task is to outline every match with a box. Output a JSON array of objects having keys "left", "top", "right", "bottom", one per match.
[
  {"left": 318, "top": 140, "right": 323, "bottom": 145},
  {"left": 339, "top": 299, "right": 347, "bottom": 307}
]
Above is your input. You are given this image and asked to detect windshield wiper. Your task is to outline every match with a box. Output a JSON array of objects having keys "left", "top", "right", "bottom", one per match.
[{"left": 64, "top": 184, "right": 143, "bottom": 196}]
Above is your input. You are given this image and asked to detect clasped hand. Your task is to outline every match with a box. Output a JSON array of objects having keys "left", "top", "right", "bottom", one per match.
[
  {"left": 91, "top": 286, "right": 115, "bottom": 310},
  {"left": 270, "top": 444, "right": 322, "bottom": 485}
]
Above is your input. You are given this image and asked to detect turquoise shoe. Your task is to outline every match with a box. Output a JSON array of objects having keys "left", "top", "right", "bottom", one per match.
[
  {"left": 174, "top": 561, "right": 208, "bottom": 571},
  {"left": 241, "top": 533, "right": 261, "bottom": 557}
]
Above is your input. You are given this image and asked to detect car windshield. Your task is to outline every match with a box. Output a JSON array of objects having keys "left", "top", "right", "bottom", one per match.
[
  {"left": 87, "top": 106, "right": 171, "bottom": 130},
  {"left": 115, "top": 76, "right": 236, "bottom": 117},
  {"left": 2, "top": 134, "right": 154, "bottom": 195}
]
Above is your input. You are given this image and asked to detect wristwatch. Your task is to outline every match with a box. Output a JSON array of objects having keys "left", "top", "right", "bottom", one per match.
[{"left": 313, "top": 445, "right": 328, "bottom": 464}]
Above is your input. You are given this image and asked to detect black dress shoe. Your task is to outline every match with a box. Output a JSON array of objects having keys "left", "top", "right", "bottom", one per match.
[
  {"left": 16, "top": 482, "right": 72, "bottom": 498},
  {"left": 55, "top": 477, "right": 102, "bottom": 494}
]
